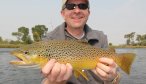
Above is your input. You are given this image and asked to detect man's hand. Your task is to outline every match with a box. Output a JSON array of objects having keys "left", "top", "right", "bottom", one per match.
[
  {"left": 92, "top": 57, "right": 119, "bottom": 83},
  {"left": 41, "top": 59, "right": 73, "bottom": 84}
]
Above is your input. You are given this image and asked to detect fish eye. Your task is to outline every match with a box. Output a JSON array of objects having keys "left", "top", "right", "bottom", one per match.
[{"left": 24, "top": 51, "right": 29, "bottom": 54}]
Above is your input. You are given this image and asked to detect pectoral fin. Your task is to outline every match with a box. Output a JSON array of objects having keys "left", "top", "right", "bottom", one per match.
[{"left": 74, "top": 69, "right": 89, "bottom": 80}]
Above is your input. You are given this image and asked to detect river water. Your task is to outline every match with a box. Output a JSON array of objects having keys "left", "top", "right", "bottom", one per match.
[{"left": 0, "top": 48, "right": 146, "bottom": 84}]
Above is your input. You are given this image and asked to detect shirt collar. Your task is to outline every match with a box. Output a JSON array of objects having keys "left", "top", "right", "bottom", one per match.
[{"left": 51, "top": 22, "right": 100, "bottom": 41}]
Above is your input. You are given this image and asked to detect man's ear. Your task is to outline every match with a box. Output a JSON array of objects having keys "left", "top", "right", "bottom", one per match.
[
  {"left": 88, "top": 10, "right": 90, "bottom": 15},
  {"left": 61, "top": 10, "right": 65, "bottom": 19}
]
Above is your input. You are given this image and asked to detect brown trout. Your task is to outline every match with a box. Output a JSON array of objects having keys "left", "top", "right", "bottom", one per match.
[{"left": 10, "top": 40, "right": 135, "bottom": 80}]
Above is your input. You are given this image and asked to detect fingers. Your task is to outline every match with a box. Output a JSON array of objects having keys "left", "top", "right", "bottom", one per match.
[
  {"left": 41, "top": 59, "right": 73, "bottom": 83},
  {"left": 97, "top": 62, "right": 112, "bottom": 74},
  {"left": 56, "top": 64, "right": 67, "bottom": 82},
  {"left": 99, "top": 57, "right": 117, "bottom": 74},
  {"left": 96, "top": 66, "right": 109, "bottom": 80},
  {"left": 56, "top": 63, "right": 73, "bottom": 82},
  {"left": 93, "top": 57, "right": 118, "bottom": 81},
  {"left": 99, "top": 57, "right": 116, "bottom": 68},
  {"left": 42, "top": 59, "right": 57, "bottom": 77},
  {"left": 63, "top": 63, "right": 73, "bottom": 80},
  {"left": 50, "top": 62, "right": 61, "bottom": 81}
]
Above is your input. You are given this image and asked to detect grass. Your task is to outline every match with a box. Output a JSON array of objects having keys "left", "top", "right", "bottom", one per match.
[
  {"left": 0, "top": 44, "right": 21, "bottom": 48},
  {"left": 110, "top": 45, "right": 146, "bottom": 48},
  {"left": 0, "top": 43, "right": 146, "bottom": 48}
]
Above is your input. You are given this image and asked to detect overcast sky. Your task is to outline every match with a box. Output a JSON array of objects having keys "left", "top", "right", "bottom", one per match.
[{"left": 0, "top": 0, "right": 146, "bottom": 45}]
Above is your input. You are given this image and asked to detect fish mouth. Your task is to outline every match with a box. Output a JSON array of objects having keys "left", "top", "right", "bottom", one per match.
[{"left": 10, "top": 50, "right": 33, "bottom": 66}]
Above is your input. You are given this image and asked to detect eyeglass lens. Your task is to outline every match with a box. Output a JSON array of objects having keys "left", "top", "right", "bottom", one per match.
[{"left": 65, "top": 3, "right": 88, "bottom": 10}]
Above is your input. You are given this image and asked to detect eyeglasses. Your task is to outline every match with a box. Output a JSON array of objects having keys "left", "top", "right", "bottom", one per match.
[{"left": 65, "top": 3, "right": 89, "bottom": 10}]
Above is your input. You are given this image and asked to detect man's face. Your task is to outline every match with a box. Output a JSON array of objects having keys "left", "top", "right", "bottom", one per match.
[{"left": 61, "top": 0, "right": 90, "bottom": 29}]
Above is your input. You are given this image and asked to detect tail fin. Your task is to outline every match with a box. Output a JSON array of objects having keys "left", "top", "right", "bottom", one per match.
[{"left": 116, "top": 53, "right": 136, "bottom": 74}]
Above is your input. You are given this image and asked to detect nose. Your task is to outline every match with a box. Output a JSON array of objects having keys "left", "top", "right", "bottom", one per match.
[{"left": 73, "top": 6, "right": 81, "bottom": 13}]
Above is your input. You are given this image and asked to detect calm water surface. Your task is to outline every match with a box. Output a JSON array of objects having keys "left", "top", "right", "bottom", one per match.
[
  {"left": 0, "top": 48, "right": 42, "bottom": 84},
  {"left": 0, "top": 48, "right": 146, "bottom": 84}
]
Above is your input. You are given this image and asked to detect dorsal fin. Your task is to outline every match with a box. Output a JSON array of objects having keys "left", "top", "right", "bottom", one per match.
[
  {"left": 77, "top": 39, "right": 88, "bottom": 44},
  {"left": 107, "top": 47, "right": 116, "bottom": 53},
  {"left": 68, "top": 39, "right": 89, "bottom": 44}
]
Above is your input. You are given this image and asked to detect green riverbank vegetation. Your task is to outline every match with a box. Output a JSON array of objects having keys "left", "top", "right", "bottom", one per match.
[{"left": 0, "top": 25, "right": 146, "bottom": 48}]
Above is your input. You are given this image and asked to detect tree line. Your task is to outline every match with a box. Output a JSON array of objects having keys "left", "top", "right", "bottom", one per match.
[
  {"left": 124, "top": 32, "right": 146, "bottom": 46},
  {"left": 0, "top": 27, "right": 146, "bottom": 46},
  {"left": 0, "top": 25, "right": 48, "bottom": 44}
]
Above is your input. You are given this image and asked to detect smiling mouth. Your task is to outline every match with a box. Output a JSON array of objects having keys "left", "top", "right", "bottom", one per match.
[
  {"left": 72, "top": 17, "right": 83, "bottom": 23},
  {"left": 72, "top": 16, "right": 83, "bottom": 19}
]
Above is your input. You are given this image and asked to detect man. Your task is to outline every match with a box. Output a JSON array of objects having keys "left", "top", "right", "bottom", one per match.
[{"left": 42, "top": 0, "right": 120, "bottom": 84}]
